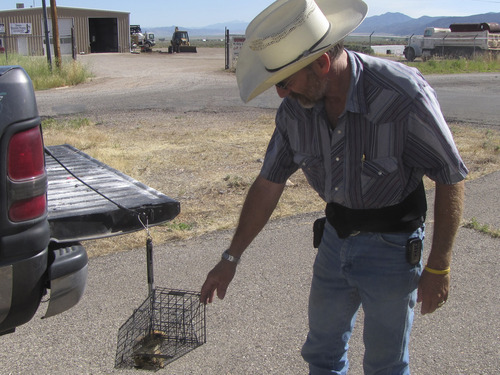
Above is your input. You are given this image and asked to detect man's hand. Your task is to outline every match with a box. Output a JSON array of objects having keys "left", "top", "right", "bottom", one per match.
[
  {"left": 417, "top": 269, "right": 450, "bottom": 314},
  {"left": 200, "top": 260, "right": 237, "bottom": 304}
]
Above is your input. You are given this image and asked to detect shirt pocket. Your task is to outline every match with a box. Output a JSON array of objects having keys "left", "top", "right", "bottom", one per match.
[{"left": 361, "top": 156, "right": 402, "bottom": 205}]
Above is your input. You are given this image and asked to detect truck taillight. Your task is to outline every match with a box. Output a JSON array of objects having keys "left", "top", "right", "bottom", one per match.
[
  {"left": 7, "top": 126, "right": 47, "bottom": 222},
  {"left": 8, "top": 127, "right": 45, "bottom": 180}
]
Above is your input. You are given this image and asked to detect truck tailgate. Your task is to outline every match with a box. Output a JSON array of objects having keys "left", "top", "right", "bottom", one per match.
[{"left": 45, "top": 144, "right": 180, "bottom": 242}]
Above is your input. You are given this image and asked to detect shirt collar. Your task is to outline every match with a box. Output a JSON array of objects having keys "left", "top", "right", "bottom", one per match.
[{"left": 307, "top": 50, "right": 368, "bottom": 115}]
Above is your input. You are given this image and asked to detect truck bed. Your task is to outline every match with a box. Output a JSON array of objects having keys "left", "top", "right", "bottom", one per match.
[{"left": 45, "top": 144, "right": 180, "bottom": 242}]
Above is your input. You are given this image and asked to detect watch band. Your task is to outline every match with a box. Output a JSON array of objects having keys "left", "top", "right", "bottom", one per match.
[{"left": 221, "top": 250, "right": 240, "bottom": 264}]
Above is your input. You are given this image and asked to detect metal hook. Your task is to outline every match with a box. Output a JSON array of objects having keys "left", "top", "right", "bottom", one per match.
[{"left": 138, "top": 214, "right": 152, "bottom": 240}]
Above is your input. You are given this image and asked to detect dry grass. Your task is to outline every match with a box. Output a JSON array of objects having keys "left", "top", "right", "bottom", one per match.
[{"left": 42, "top": 113, "right": 500, "bottom": 257}]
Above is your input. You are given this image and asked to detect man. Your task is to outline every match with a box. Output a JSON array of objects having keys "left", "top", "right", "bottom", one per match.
[{"left": 200, "top": 0, "right": 468, "bottom": 374}]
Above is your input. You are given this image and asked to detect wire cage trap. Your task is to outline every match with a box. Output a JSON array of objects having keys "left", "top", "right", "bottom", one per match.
[
  {"left": 115, "top": 237, "right": 206, "bottom": 371},
  {"left": 115, "top": 288, "right": 206, "bottom": 370}
]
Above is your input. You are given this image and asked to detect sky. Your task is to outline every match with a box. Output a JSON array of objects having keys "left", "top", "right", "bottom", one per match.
[{"left": 1, "top": 0, "right": 499, "bottom": 28}]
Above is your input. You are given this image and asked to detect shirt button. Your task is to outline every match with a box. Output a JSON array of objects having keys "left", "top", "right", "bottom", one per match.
[
  {"left": 337, "top": 130, "right": 342, "bottom": 134},
  {"left": 335, "top": 187, "right": 339, "bottom": 191},
  {"left": 335, "top": 157, "right": 340, "bottom": 162},
  {"left": 378, "top": 171, "right": 383, "bottom": 176}
]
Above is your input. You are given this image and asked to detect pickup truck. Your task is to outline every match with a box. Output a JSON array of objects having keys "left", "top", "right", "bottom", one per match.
[
  {"left": 0, "top": 66, "right": 180, "bottom": 335},
  {"left": 404, "top": 22, "right": 500, "bottom": 61}
]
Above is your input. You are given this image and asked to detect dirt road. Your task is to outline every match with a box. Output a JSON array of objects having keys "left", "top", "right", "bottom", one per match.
[{"left": 36, "top": 48, "right": 500, "bottom": 128}]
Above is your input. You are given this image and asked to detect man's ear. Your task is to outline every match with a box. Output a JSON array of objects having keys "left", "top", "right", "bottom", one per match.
[{"left": 312, "top": 53, "right": 331, "bottom": 76}]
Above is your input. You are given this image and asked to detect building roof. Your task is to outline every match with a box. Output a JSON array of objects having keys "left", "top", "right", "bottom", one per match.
[{"left": 0, "top": 6, "right": 130, "bottom": 15}]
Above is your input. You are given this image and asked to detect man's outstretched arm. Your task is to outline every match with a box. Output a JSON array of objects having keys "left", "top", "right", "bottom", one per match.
[{"left": 200, "top": 175, "right": 286, "bottom": 304}]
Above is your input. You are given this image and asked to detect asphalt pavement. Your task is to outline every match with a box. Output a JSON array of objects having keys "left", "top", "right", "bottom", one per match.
[
  {"left": 33, "top": 52, "right": 500, "bottom": 128},
  {"left": 0, "top": 171, "right": 498, "bottom": 374}
]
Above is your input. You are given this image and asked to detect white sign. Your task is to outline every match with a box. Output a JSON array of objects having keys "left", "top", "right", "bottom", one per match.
[
  {"left": 10, "top": 23, "right": 32, "bottom": 35},
  {"left": 0, "top": 24, "right": 5, "bottom": 34},
  {"left": 230, "top": 35, "right": 246, "bottom": 70}
]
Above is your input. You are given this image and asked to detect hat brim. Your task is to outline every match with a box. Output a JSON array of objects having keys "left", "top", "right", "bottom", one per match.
[{"left": 236, "top": 0, "right": 368, "bottom": 103}]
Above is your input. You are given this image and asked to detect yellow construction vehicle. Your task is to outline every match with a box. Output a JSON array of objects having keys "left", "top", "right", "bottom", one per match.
[{"left": 169, "top": 27, "right": 197, "bottom": 53}]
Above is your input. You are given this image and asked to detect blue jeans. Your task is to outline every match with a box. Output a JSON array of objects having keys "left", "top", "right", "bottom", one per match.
[{"left": 301, "top": 221, "right": 424, "bottom": 375}]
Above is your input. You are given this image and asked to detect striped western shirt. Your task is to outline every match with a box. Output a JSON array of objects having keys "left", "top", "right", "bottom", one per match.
[{"left": 260, "top": 50, "right": 468, "bottom": 209}]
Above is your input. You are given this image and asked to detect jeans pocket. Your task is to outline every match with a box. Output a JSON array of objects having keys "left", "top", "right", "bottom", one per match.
[{"left": 377, "top": 232, "right": 410, "bottom": 249}]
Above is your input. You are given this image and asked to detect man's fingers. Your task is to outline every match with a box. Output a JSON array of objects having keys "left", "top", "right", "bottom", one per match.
[
  {"left": 200, "top": 280, "right": 216, "bottom": 304},
  {"left": 418, "top": 271, "right": 450, "bottom": 315},
  {"left": 200, "top": 260, "right": 237, "bottom": 304}
]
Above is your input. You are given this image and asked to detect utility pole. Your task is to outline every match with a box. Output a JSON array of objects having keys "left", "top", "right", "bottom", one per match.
[
  {"left": 41, "top": 0, "right": 52, "bottom": 70},
  {"left": 50, "top": 0, "right": 61, "bottom": 68}
]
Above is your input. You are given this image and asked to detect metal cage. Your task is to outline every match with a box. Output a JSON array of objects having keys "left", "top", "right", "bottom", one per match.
[{"left": 115, "top": 287, "right": 206, "bottom": 371}]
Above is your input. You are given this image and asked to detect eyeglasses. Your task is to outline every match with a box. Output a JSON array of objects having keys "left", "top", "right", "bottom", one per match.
[{"left": 275, "top": 77, "right": 293, "bottom": 90}]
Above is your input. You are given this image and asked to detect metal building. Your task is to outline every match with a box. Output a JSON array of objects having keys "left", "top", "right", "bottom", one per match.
[{"left": 0, "top": 6, "right": 130, "bottom": 56}]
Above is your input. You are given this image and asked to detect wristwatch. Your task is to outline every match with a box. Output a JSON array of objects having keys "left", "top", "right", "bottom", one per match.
[{"left": 221, "top": 250, "right": 240, "bottom": 264}]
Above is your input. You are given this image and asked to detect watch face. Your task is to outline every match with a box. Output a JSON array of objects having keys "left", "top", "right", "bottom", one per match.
[{"left": 222, "top": 251, "right": 240, "bottom": 264}]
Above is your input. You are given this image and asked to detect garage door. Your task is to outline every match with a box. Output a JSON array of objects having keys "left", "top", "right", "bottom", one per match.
[
  {"left": 89, "top": 18, "right": 118, "bottom": 53},
  {"left": 43, "top": 18, "right": 73, "bottom": 56}
]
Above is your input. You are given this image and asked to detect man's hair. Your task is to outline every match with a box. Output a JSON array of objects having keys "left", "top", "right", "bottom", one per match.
[{"left": 327, "top": 41, "right": 345, "bottom": 63}]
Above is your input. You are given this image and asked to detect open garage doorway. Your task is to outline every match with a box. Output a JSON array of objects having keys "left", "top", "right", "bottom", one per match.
[{"left": 89, "top": 18, "right": 118, "bottom": 53}]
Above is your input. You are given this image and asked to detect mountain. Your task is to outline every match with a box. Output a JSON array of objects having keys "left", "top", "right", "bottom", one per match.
[
  {"left": 354, "top": 12, "right": 500, "bottom": 35},
  {"left": 146, "top": 12, "right": 500, "bottom": 39},
  {"left": 144, "top": 21, "right": 247, "bottom": 39}
]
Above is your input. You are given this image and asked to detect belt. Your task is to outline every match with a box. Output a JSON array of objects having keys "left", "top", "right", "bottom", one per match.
[{"left": 325, "top": 181, "right": 427, "bottom": 239}]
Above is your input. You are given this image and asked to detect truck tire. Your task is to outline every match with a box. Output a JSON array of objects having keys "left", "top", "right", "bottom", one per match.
[{"left": 404, "top": 47, "right": 416, "bottom": 62}]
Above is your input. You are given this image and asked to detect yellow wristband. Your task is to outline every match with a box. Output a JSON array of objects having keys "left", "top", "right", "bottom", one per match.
[{"left": 425, "top": 265, "right": 451, "bottom": 275}]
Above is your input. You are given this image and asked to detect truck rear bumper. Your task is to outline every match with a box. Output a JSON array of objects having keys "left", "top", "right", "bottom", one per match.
[
  {"left": 0, "top": 249, "right": 47, "bottom": 334},
  {"left": 0, "top": 242, "right": 88, "bottom": 334},
  {"left": 44, "top": 243, "right": 88, "bottom": 318}
]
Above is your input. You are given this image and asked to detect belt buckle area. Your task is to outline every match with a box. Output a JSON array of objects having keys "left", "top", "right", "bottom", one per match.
[{"left": 350, "top": 230, "right": 361, "bottom": 237}]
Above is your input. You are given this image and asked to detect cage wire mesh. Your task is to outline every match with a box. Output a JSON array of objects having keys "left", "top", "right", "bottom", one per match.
[{"left": 115, "top": 287, "right": 206, "bottom": 370}]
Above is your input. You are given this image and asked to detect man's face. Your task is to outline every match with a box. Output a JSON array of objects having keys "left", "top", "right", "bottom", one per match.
[{"left": 275, "top": 67, "right": 328, "bottom": 109}]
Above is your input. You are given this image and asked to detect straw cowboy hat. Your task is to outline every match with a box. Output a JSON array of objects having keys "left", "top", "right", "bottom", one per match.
[{"left": 236, "top": 0, "right": 368, "bottom": 103}]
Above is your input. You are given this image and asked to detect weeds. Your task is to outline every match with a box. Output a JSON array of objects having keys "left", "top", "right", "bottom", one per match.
[
  {"left": 0, "top": 54, "right": 91, "bottom": 90},
  {"left": 406, "top": 55, "right": 500, "bottom": 74},
  {"left": 43, "top": 117, "right": 93, "bottom": 130},
  {"left": 463, "top": 218, "right": 500, "bottom": 238},
  {"left": 42, "top": 112, "right": 500, "bottom": 257},
  {"left": 163, "top": 221, "right": 195, "bottom": 232}
]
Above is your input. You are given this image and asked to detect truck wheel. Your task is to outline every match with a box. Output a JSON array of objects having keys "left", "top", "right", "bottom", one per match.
[{"left": 404, "top": 47, "right": 416, "bottom": 62}]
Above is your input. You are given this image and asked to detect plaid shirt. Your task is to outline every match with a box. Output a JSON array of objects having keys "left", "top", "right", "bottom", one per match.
[{"left": 260, "top": 50, "right": 468, "bottom": 209}]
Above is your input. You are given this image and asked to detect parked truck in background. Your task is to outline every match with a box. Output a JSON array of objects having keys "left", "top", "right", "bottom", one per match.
[
  {"left": 404, "top": 22, "right": 500, "bottom": 61},
  {"left": 130, "top": 25, "right": 156, "bottom": 52},
  {"left": 0, "top": 66, "right": 179, "bottom": 335}
]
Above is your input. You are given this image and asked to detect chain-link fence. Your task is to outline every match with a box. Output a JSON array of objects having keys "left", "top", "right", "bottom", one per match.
[{"left": 0, "top": 33, "right": 76, "bottom": 62}]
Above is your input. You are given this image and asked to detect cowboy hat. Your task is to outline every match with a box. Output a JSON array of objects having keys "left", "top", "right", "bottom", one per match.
[{"left": 236, "top": 0, "right": 368, "bottom": 103}]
